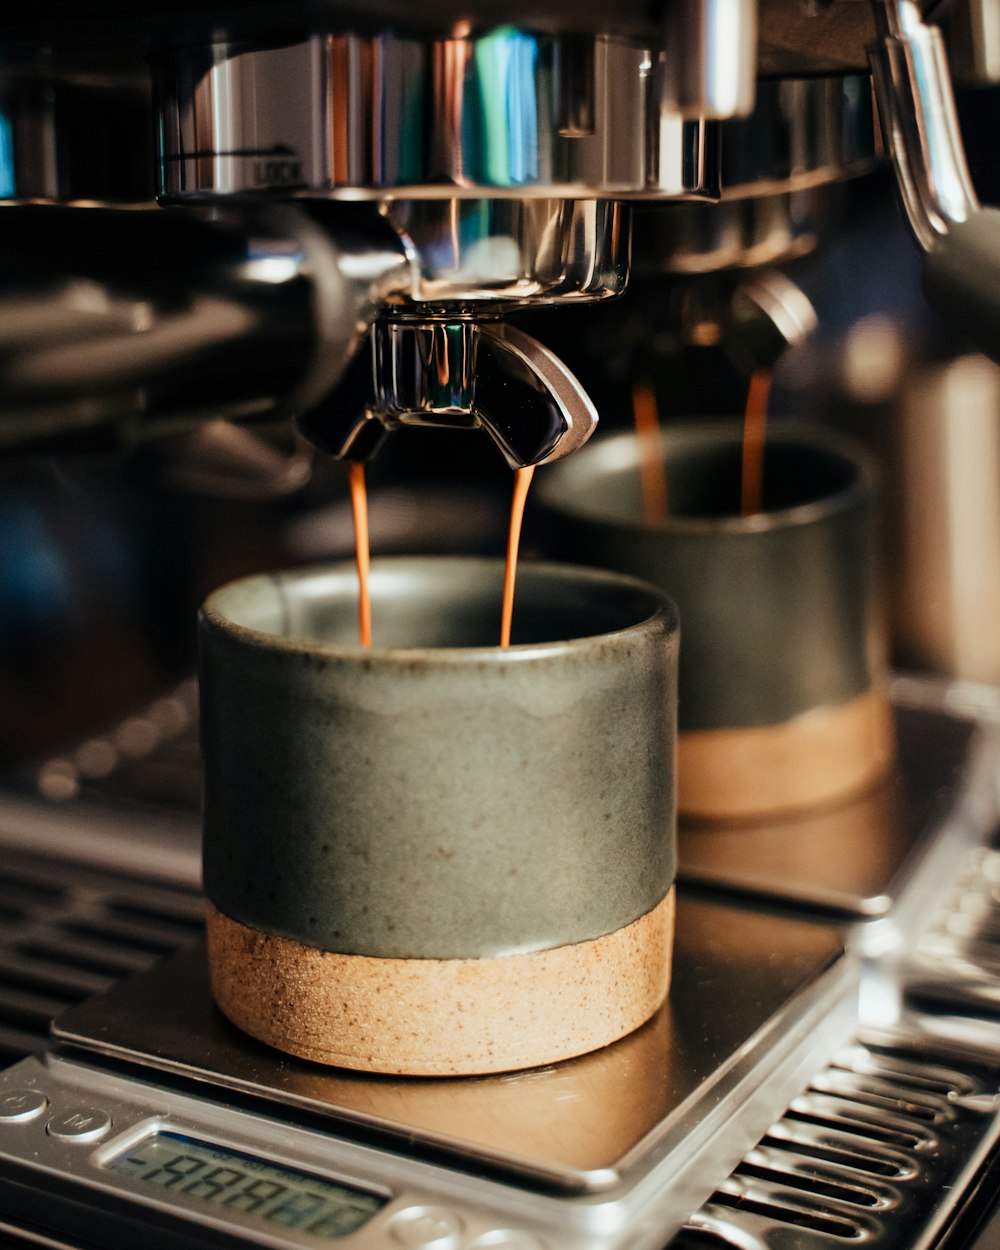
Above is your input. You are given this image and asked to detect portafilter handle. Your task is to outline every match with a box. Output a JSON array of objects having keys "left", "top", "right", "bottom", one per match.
[
  {"left": 0, "top": 203, "right": 414, "bottom": 456},
  {"left": 301, "top": 318, "right": 599, "bottom": 469}
]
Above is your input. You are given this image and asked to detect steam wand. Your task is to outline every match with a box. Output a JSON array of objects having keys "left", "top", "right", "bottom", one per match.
[{"left": 869, "top": 0, "right": 1000, "bottom": 363}]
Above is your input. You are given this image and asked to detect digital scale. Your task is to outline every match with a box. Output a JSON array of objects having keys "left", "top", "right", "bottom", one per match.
[
  {"left": 0, "top": 683, "right": 994, "bottom": 1250},
  {"left": 0, "top": 893, "right": 854, "bottom": 1250}
]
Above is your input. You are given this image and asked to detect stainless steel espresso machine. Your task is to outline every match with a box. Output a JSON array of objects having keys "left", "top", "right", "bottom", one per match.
[{"left": 5, "top": 3, "right": 1000, "bottom": 1250}]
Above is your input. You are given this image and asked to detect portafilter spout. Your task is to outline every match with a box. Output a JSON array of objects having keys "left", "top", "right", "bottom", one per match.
[
  {"left": 619, "top": 268, "right": 818, "bottom": 383},
  {"left": 298, "top": 316, "right": 599, "bottom": 469},
  {"left": 296, "top": 196, "right": 625, "bottom": 468}
]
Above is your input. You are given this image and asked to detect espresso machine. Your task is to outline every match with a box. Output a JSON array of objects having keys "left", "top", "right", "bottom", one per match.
[
  {"left": 4, "top": 3, "right": 1000, "bottom": 1250},
  {"left": 1, "top": 0, "right": 992, "bottom": 463}
]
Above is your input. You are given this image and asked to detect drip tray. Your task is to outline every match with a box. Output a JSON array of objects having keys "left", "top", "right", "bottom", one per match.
[{"left": 51, "top": 892, "right": 848, "bottom": 1194}]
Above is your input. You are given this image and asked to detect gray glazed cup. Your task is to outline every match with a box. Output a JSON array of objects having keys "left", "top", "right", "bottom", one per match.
[
  {"left": 199, "top": 556, "right": 679, "bottom": 1075},
  {"left": 536, "top": 421, "right": 893, "bottom": 821}
]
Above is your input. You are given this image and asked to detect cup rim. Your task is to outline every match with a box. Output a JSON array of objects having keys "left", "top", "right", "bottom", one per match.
[
  {"left": 200, "top": 555, "right": 679, "bottom": 663},
  {"left": 535, "top": 418, "right": 875, "bottom": 536}
]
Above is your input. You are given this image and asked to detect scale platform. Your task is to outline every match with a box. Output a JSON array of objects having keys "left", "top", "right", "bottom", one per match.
[
  {"left": 50, "top": 892, "right": 848, "bottom": 1197},
  {"left": 677, "top": 680, "right": 986, "bottom": 917}
]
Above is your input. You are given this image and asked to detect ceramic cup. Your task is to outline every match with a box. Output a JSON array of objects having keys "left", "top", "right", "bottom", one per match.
[
  {"left": 199, "top": 556, "right": 679, "bottom": 1075},
  {"left": 535, "top": 420, "right": 893, "bottom": 821}
]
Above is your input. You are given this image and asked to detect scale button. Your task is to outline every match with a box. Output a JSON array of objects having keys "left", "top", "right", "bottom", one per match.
[
  {"left": 0, "top": 1088, "right": 48, "bottom": 1123},
  {"left": 388, "top": 1205, "right": 463, "bottom": 1247},
  {"left": 468, "top": 1235, "right": 548, "bottom": 1250},
  {"left": 46, "top": 1107, "right": 112, "bottom": 1143}
]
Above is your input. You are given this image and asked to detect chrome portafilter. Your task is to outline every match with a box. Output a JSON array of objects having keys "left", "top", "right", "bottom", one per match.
[
  {"left": 295, "top": 196, "right": 628, "bottom": 468},
  {"left": 298, "top": 316, "right": 600, "bottom": 468}
]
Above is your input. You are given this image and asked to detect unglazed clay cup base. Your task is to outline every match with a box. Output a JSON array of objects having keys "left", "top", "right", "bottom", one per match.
[
  {"left": 678, "top": 687, "right": 894, "bottom": 822},
  {"left": 206, "top": 890, "right": 675, "bottom": 1076}
]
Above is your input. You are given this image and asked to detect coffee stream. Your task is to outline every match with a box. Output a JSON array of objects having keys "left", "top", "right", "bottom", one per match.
[
  {"left": 740, "top": 369, "right": 772, "bottom": 517},
  {"left": 348, "top": 461, "right": 373, "bottom": 647},
  {"left": 500, "top": 465, "right": 536, "bottom": 648},
  {"left": 349, "top": 365, "right": 769, "bottom": 649},
  {"left": 633, "top": 379, "right": 669, "bottom": 523},
  {"left": 348, "top": 460, "right": 536, "bottom": 649},
  {"left": 632, "top": 369, "right": 773, "bottom": 519}
]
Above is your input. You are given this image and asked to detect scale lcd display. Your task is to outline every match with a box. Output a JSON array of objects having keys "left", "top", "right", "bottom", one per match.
[{"left": 106, "top": 1131, "right": 386, "bottom": 1238}]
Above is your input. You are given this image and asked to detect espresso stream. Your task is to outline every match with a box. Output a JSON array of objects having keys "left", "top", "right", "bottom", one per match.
[
  {"left": 633, "top": 370, "right": 773, "bottom": 520},
  {"left": 500, "top": 465, "right": 536, "bottom": 648},
  {"left": 740, "top": 369, "right": 772, "bottom": 517},
  {"left": 348, "top": 461, "right": 536, "bottom": 648},
  {"left": 348, "top": 461, "right": 373, "bottom": 647},
  {"left": 633, "top": 379, "right": 669, "bottom": 523}
]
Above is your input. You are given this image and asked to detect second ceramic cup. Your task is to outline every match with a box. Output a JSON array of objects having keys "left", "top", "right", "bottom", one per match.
[
  {"left": 199, "top": 557, "right": 679, "bottom": 1076},
  {"left": 536, "top": 420, "right": 893, "bottom": 821}
]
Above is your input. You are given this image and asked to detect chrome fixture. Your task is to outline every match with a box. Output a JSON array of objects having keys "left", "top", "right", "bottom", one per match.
[
  {"left": 869, "top": 0, "right": 1000, "bottom": 363},
  {"left": 154, "top": 40, "right": 875, "bottom": 204},
  {"left": 308, "top": 318, "right": 600, "bottom": 467},
  {"left": 5, "top": 0, "right": 1000, "bottom": 455},
  {"left": 148, "top": 31, "right": 878, "bottom": 464},
  {"left": 0, "top": 203, "right": 413, "bottom": 455},
  {"left": 662, "top": 0, "right": 758, "bottom": 119}
]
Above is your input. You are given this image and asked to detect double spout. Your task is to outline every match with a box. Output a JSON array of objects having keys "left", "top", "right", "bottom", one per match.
[{"left": 302, "top": 317, "right": 599, "bottom": 469}]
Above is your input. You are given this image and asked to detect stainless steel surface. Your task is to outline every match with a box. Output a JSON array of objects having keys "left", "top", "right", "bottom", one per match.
[
  {"left": 0, "top": 0, "right": 895, "bottom": 78},
  {"left": 154, "top": 32, "right": 666, "bottom": 200},
  {"left": 903, "top": 754, "right": 1000, "bottom": 1018},
  {"left": 661, "top": 0, "right": 757, "bottom": 120},
  {"left": 0, "top": 28, "right": 879, "bottom": 466},
  {"left": 155, "top": 34, "right": 876, "bottom": 202},
  {"left": 682, "top": 1033, "right": 1000, "bottom": 1250},
  {"left": 665, "top": 269, "right": 818, "bottom": 370},
  {"left": 0, "top": 203, "right": 413, "bottom": 455},
  {"left": 711, "top": 75, "right": 877, "bottom": 203},
  {"left": 633, "top": 191, "right": 830, "bottom": 275},
  {"left": 382, "top": 199, "right": 628, "bottom": 303},
  {"left": 51, "top": 896, "right": 848, "bottom": 1192},
  {"left": 0, "top": 685, "right": 999, "bottom": 1249},
  {"left": 726, "top": 271, "right": 819, "bottom": 365},
  {"left": 0, "top": 845, "right": 202, "bottom": 1066},
  {"left": 870, "top": 0, "right": 980, "bottom": 252},
  {"left": 0, "top": 58, "right": 152, "bottom": 203},
  {"left": 324, "top": 319, "right": 600, "bottom": 466},
  {"left": 905, "top": 840, "right": 1000, "bottom": 1014},
  {"left": 677, "top": 681, "right": 987, "bottom": 916},
  {"left": 947, "top": 0, "right": 1000, "bottom": 83}
]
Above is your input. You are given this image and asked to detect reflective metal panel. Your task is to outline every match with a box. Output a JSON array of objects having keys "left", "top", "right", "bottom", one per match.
[
  {"left": 155, "top": 33, "right": 875, "bottom": 202},
  {"left": 678, "top": 690, "right": 982, "bottom": 916},
  {"left": 52, "top": 894, "right": 847, "bottom": 1192}
]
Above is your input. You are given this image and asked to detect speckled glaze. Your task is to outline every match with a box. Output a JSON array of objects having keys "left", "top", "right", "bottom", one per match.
[
  {"left": 536, "top": 421, "right": 883, "bottom": 733},
  {"left": 199, "top": 557, "right": 679, "bottom": 963}
]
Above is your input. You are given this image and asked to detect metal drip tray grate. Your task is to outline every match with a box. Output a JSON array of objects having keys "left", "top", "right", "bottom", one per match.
[
  {"left": 677, "top": 1040, "right": 1000, "bottom": 1248},
  {"left": 0, "top": 851, "right": 203, "bottom": 1067}
]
